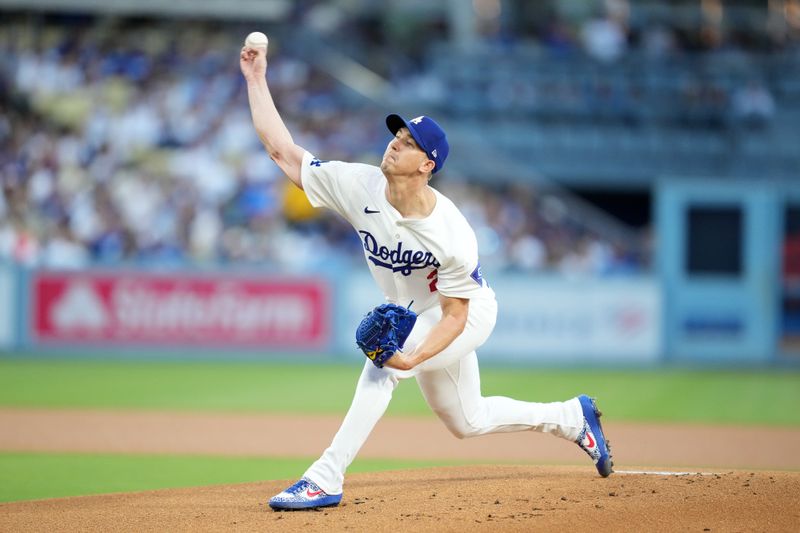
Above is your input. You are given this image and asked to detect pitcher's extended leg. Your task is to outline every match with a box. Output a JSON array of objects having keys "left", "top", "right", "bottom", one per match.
[
  {"left": 416, "top": 352, "right": 583, "bottom": 441},
  {"left": 302, "top": 361, "right": 399, "bottom": 494}
]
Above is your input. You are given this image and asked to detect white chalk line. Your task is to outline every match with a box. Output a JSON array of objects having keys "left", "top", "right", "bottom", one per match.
[{"left": 615, "top": 470, "right": 716, "bottom": 476}]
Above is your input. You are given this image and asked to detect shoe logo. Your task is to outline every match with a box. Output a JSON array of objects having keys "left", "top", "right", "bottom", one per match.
[
  {"left": 306, "top": 488, "right": 324, "bottom": 497},
  {"left": 585, "top": 431, "right": 596, "bottom": 449},
  {"left": 364, "top": 207, "right": 380, "bottom": 214}
]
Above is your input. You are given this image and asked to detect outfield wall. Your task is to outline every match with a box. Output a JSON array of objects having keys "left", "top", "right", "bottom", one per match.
[
  {"left": 3, "top": 265, "right": 660, "bottom": 363},
  {"left": 0, "top": 259, "right": 785, "bottom": 365},
  {"left": 0, "top": 263, "right": 13, "bottom": 350}
]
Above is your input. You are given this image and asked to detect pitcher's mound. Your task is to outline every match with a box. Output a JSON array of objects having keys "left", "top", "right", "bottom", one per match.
[{"left": 1, "top": 465, "right": 798, "bottom": 532}]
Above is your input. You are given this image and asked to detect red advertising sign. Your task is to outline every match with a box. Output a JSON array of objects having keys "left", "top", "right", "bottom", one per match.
[{"left": 31, "top": 272, "right": 329, "bottom": 348}]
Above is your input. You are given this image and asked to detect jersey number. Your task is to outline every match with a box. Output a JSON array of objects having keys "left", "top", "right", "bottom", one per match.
[{"left": 427, "top": 269, "right": 438, "bottom": 293}]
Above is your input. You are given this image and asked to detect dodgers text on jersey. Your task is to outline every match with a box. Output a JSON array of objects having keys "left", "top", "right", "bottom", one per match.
[{"left": 359, "top": 230, "right": 440, "bottom": 276}]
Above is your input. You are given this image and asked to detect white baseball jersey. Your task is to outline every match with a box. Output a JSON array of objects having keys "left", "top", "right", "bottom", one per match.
[
  {"left": 300, "top": 151, "right": 495, "bottom": 313},
  {"left": 297, "top": 151, "right": 584, "bottom": 498}
]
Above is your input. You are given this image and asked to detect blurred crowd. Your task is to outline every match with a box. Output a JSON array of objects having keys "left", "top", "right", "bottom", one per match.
[
  {"left": 407, "top": 13, "right": 791, "bottom": 131},
  {"left": 9, "top": 0, "right": 798, "bottom": 276},
  {"left": 0, "top": 14, "right": 652, "bottom": 276},
  {"left": 309, "top": 1, "right": 793, "bottom": 132}
]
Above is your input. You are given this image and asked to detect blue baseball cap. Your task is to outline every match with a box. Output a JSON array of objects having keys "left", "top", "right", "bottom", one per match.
[{"left": 386, "top": 114, "right": 449, "bottom": 174}]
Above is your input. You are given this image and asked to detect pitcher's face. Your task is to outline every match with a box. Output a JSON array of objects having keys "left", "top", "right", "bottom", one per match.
[{"left": 381, "top": 127, "right": 432, "bottom": 177}]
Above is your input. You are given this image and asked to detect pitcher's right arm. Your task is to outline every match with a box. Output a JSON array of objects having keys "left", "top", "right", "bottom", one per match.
[{"left": 240, "top": 43, "right": 305, "bottom": 189}]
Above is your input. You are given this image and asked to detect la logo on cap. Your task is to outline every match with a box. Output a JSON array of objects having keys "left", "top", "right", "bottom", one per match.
[{"left": 410, "top": 116, "right": 425, "bottom": 124}]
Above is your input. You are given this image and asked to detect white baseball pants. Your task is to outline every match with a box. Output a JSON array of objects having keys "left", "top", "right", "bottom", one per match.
[{"left": 303, "top": 297, "right": 584, "bottom": 495}]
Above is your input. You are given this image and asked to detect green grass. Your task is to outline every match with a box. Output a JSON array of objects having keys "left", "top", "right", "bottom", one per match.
[
  {"left": 1, "top": 358, "right": 799, "bottom": 503},
  {"left": 0, "top": 358, "right": 798, "bottom": 425},
  {"left": 0, "top": 453, "right": 462, "bottom": 503}
]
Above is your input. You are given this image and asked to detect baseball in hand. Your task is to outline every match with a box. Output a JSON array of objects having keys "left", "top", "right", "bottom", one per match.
[{"left": 245, "top": 31, "right": 269, "bottom": 49}]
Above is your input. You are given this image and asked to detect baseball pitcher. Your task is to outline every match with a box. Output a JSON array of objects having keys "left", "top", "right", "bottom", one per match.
[{"left": 239, "top": 38, "right": 613, "bottom": 511}]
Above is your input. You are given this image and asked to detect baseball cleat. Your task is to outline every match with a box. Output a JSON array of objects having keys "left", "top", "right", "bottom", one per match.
[
  {"left": 576, "top": 394, "right": 614, "bottom": 477},
  {"left": 268, "top": 478, "right": 342, "bottom": 510}
]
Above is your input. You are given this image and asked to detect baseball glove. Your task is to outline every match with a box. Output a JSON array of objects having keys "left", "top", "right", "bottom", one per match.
[{"left": 355, "top": 303, "right": 417, "bottom": 368}]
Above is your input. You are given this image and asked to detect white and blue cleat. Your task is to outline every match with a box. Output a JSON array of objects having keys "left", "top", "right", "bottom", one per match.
[
  {"left": 268, "top": 478, "right": 342, "bottom": 511},
  {"left": 576, "top": 394, "right": 614, "bottom": 477}
]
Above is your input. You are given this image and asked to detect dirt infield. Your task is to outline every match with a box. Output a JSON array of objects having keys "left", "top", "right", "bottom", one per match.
[
  {"left": 1, "top": 408, "right": 799, "bottom": 470},
  {"left": 1, "top": 466, "right": 799, "bottom": 532},
  {"left": 1, "top": 409, "right": 799, "bottom": 531}
]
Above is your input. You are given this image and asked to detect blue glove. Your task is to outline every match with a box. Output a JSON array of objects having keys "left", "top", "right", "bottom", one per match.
[{"left": 355, "top": 303, "right": 417, "bottom": 368}]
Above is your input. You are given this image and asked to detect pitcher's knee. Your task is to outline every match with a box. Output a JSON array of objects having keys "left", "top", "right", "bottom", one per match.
[
  {"left": 440, "top": 417, "right": 480, "bottom": 439},
  {"left": 430, "top": 404, "right": 486, "bottom": 439}
]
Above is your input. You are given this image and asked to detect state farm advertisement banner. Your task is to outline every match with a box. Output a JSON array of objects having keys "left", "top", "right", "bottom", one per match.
[{"left": 31, "top": 272, "right": 329, "bottom": 348}]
